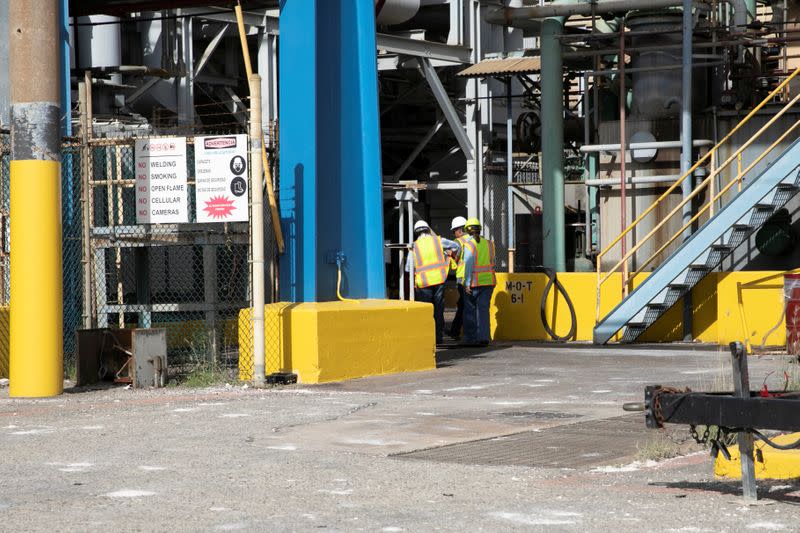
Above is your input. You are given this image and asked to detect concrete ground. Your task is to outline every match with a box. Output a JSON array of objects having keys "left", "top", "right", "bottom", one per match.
[{"left": 2, "top": 342, "right": 800, "bottom": 532}]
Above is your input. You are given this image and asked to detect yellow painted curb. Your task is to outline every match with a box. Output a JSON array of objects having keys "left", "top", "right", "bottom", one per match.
[{"left": 715, "top": 433, "right": 800, "bottom": 480}]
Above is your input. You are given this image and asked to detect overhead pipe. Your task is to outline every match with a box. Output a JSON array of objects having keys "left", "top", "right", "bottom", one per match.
[
  {"left": 586, "top": 175, "right": 685, "bottom": 187},
  {"left": 485, "top": 0, "right": 709, "bottom": 25},
  {"left": 580, "top": 139, "right": 714, "bottom": 152}
]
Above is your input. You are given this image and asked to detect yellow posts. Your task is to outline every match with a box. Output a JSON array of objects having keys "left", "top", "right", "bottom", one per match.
[
  {"left": 9, "top": 161, "right": 63, "bottom": 397},
  {"left": 8, "top": 0, "right": 63, "bottom": 397}
]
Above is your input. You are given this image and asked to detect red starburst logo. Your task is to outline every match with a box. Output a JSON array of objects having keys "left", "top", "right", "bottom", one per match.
[{"left": 203, "top": 195, "right": 235, "bottom": 219}]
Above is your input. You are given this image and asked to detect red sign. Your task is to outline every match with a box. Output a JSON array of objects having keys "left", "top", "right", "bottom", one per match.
[{"left": 203, "top": 195, "right": 236, "bottom": 219}]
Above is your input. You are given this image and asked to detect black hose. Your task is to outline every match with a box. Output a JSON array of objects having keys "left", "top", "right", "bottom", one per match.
[
  {"left": 751, "top": 429, "right": 800, "bottom": 450},
  {"left": 533, "top": 267, "right": 577, "bottom": 342}
]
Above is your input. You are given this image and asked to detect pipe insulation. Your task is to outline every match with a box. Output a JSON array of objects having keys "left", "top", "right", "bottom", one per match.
[
  {"left": 375, "top": 0, "right": 420, "bottom": 26},
  {"left": 579, "top": 140, "right": 713, "bottom": 153},
  {"left": 485, "top": 0, "right": 709, "bottom": 24},
  {"left": 77, "top": 15, "right": 121, "bottom": 70}
]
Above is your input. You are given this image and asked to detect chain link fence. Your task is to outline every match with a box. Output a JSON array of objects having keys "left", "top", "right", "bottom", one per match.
[{"left": 0, "top": 119, "right": 281, "bottom": 382}]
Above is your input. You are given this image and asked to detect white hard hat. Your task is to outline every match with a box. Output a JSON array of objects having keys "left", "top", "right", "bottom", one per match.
[
  {"left": 413, "top": 220, "right": 430, "bottom": 232},
  {"left": 450, "top": 216, "right": 467, "bottom": 230}
]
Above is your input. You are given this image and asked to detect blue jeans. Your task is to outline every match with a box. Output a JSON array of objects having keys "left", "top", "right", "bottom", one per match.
[
  {"left": 463, "top": 285, "right": 495, "bottom": 343},
  {"left": 449, "top": 284, "right": 466, "bottom": 338},
  {"left": 416, "top": 283, "right": 445, "bottom": 344}
]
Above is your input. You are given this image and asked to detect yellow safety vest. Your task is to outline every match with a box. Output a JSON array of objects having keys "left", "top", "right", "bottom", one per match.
[
  {"left": 465, "top": 237, "right": 496, "bottom": 288},
  {"left": 451, "top": 235, "right": 470, "bottom": 281},
  {"left": 413, "top": 234, "right": 449, "bottom": 288}
]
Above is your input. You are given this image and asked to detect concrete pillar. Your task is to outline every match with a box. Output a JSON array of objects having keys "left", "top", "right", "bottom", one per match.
[{"left": 9, "top": 0, "right": 63, "bottom": 397}]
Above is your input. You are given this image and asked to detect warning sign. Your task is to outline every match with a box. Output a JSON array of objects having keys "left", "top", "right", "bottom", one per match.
[
  {"left": 194, "top": 135, "right": 249, "bottom": 223},
  {"left": 135, "top": 137, "right": 189, "bottom": 224}
]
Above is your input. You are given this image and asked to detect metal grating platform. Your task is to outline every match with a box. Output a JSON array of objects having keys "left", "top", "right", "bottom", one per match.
[{"left": 393, "top": 415, "right": 662, "bottom": 469}]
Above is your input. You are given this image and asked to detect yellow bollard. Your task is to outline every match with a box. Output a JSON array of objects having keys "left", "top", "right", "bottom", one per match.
[{"left": 9, "top": 160, "right": 63, "bottom": 397}]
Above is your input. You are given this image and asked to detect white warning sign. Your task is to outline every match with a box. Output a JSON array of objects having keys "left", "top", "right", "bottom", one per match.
[
  {"left": 135, "top": 137, "right": 189, "bottom": 224},
  {"left": 194, "top": 135, "right": 249, "bottom": 223}
]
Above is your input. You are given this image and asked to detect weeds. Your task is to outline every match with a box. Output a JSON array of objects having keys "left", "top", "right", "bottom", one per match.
[
  {"left": 172, "top": 329, "right": 233, "bottom": 388},
  {"left": 636, "top": 431, "right": 683, "bottom": 462}
]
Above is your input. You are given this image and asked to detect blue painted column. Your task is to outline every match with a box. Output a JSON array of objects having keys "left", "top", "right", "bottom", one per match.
[{"left": 279, "top": 0, "right": 386, "bottom": 302}]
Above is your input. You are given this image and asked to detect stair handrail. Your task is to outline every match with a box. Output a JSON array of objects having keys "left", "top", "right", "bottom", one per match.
[
  {"left": 601, "top": 91, "right": 800, "bottom": 284},
  {"left": 632, "top": 118, "right": 800, "bottom": 276},
  {"left": 595, "top": 66, "right": 800, "bottom": 325}
]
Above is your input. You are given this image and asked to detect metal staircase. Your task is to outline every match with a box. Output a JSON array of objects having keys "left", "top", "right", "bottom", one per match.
[{"left": 593, "top": 68, "right": 800, "bottom": 344}]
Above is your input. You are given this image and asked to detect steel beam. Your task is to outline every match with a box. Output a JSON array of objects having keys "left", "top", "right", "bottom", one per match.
[
  {"left": 418, "top": 57, "right": 473, "bottom": 159},
  {"left": 392, "top": 116, "right": 445, "bottom": 181},
  {"left": 194, "top": 24, "right": 228, "bottom": 77},
  {"left": 377, "top": 33, "right": 472, "bottom": 64},
  {"left": 646, "top": 387, "right": 800, "bottom": 432}
]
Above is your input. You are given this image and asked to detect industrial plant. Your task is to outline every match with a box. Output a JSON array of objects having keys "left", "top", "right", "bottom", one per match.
[{"left": 2, "top": 0, "right": 800, "bottom": 519}]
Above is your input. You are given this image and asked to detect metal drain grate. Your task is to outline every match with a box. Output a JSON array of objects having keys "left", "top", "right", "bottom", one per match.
[
  {"left": 393, "top": 415, "right": 656, "bottom": 469},
  {"left": 490, "top": 411, "right": 583, "bottom": 421}
]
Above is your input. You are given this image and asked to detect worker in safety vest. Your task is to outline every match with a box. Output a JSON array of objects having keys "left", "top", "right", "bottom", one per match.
[
  {"left": 461, "top": 217, "right": 496, "bottom": 346},
  {"left": 447, "top": 216, "right": 470, "bottom": 340},
  {"left": 406, "top": 220, "right": 461, "bottom": 345}
]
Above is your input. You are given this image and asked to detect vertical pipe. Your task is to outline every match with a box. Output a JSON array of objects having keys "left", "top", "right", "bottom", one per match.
[
  {"left": 541, "top": 17, "right": 566, "bottom": 272},
  {"left": 398, "top": 200, "right": 405, "bottom": 300},
  {"left": 78, "top": 82, "right": 92, "bottom": 330},
  {"left": 745, "top": 0, "right": 756, "bottom": 22},
  {"left": 407, "top": 201, "right": 414, "bottom": 302},
  {"left": 583, "top": 73, "right": 591, "bottom": 257},
  {"left": 619, "top": 26, "right": 628, "bottom": 295},
  {"left": 249, "top": 75, "right": 266, "bottom": 384},
  {"left": 682, "top": 0, "right": 694, "bottom": 341},
  {"left": 466, "top": 0, "right": 480, "bottom": 220},
  {"left": 506, "top": 77, "right": 515, "bottom": 273},
  {"left": 9, "top": 0, "right": 63, "bottom": 397}
]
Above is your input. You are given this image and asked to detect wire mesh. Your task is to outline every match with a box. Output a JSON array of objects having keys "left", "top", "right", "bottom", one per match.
[
  {"left": 88, "top": 133, "right": 250, "bottom": 378},
  {"left": 0, "top": 121, "right": 281, "bottom": 382}
]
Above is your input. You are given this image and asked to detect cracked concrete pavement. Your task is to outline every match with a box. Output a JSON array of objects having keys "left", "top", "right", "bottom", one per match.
[{"left": 1, "top": 342, "right": 799, "bottom": 531}]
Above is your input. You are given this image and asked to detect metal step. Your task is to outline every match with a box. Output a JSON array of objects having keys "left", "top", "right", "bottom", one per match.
[
  {"left": 685, "top": 265, "right": 711, "bottom": 286},
  {"left": 622, "top": 324, "right": 646, "bottom": 343},
  {"left": 749, "top": 204, "right": 776, "bottom": 226},
  {"left": 721, "top": 223, "right": 753, "bottom": 250},
  {"left": 708, "top": 244, "right": 733, "bottom": 266},
  {"left": 772, "top": 183, "right": 798, "bottom": 205}
]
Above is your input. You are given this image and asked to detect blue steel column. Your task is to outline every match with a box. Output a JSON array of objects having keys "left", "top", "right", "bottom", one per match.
[
  {"left": 60, "top": 0, "right": 77, "bottom": 355},
  {"left": 279, "top": 0, "right": 386, "bottom": 302},
  {"left": 279, "top": 1, "right": 317, "bottom": 302}
]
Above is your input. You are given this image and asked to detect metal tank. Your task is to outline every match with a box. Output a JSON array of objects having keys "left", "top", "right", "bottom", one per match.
[
  {"left": 375, "top": 0, "right": 420, "bottom": 25},
  {"left": 627, "top": 12, "right": 707, "bottom": 119}
]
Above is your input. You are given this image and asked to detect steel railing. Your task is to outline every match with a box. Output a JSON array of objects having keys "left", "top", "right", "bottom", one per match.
[{"left": 595, "top": 66, "right": 800, "bottom": 326}]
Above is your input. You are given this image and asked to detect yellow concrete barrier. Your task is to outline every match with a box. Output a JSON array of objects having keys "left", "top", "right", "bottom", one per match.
[
  {"left": 490, "top": 271, "right": 788, "bottom": 346},
  {"left": 715, "top": 433, "right": 800, "bottom": 479},
  {"left": 239, "top": 300, "right": 436, "bottom": 383}
]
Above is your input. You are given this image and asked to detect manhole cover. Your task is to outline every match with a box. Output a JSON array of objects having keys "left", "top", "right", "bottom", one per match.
[{"left": 393, "top": 415, "right": 655, "bottom": 469}]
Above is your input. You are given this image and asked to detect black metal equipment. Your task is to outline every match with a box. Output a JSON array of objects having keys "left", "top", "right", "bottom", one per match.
[{"left": 643, "top": 342, "right": 800, "bottom": 501}]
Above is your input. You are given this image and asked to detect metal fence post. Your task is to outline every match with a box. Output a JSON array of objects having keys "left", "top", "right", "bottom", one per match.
[
  {"left": 78, "top": 81, "right": 93, "bottom": 330},
  {"left": 730, "top": 341, "right": 758, "bottom": 500},
  {"left": 249, "top": 75, "right": 266, "bottom": 384}
]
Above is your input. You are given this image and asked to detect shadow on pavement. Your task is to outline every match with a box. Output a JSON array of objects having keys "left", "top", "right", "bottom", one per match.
[
  {"left": 650, "top": 480, "right": 800, "bottom": 505},
  {"left": 435, "top": 342, "right": 510, "bottom": 368}
]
